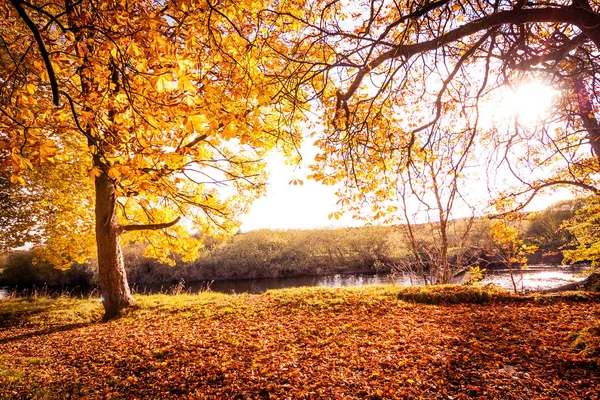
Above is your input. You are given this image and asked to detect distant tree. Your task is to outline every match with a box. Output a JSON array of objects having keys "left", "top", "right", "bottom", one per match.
[
  {"left": 1, "top": 0, "right": 298, "bottom": 318},
  {"left": 394, "top": 128, "right": 480, "bottom": 284},
  {"left": 489, "top": 220, "right": 538, "bottom": 293},
  {"left": 0, "top": 159, "right": 95, "bottom": 268},
  {"left": 525, "top": 199, "right": 582, "bottom": 249},
  {"left": 562, "top": 196, "right": 600, "bottom": 274}
]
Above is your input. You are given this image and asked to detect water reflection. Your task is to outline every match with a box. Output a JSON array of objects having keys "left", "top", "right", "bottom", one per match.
[
  {"left": 0, "top": 264, "right": 588, "bottom": 299},
  {"left": 133, "top": 264, "right": 586, "bottom": 295},
  {"left": 136, "top": 273, "right": 395, "bottom": 295},
  {"left": 483, "top": 265, "right": 586, "bottom": 291}
]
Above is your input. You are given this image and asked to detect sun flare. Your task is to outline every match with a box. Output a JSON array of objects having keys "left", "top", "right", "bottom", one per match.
[{"left": 481, "top": 81, "right": 559, "bottom": 128}]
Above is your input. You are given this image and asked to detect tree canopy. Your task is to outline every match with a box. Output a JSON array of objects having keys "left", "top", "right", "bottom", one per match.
[
  {"left": 262, "top": 0, "right": 600, "bottom": 217},
  {"left": 1, "top": 0, "right": 299, "bottom": 317}
]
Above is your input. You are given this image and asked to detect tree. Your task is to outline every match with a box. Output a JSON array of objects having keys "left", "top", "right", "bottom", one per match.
[
  {"left": 0, "top": 156, "right": 96, "bottom": 268},
  {"left": 525, "top": 198, "right": 581, "bottom": 250},
  {"left": 488, "top": 220, "right": 538, "bottom": 293},
  {"left": 392, "top": 130, "right": 480, "bottom": 284},
  {"left": 262, "top": 0, "right": 600, "bottom": 225},
  {"left": 562, "top": 195, "right": 600, "bottom": 273},
  {"left": 1, "top": 0, "right": 297, "bottom": 318}
]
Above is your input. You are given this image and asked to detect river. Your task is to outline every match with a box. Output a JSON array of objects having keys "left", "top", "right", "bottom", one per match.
[{"left": 0, "top": 264, "right": 588, "bottom": 299}]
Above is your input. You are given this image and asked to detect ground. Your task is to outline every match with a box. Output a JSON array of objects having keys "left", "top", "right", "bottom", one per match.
[{"left": 0, "top": 285, "right": 598, "bottom": 399}]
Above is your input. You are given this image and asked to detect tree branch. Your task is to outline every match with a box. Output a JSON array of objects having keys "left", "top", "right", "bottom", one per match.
[
  {"left": 338, "top": 7, "right": 599, "bottom": 108},
  {"left": 120, "top": 216, "right": 181, "bottom": 233},
  {"left": 493, "top": 180, "right": 600, "bottom": 218},
  {"left": 9, "top": 0, "right": 60, "bottom": 105}
]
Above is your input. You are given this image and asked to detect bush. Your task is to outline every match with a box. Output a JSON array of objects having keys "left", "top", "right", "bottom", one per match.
[
  {"left": 0, "top": 251, "right": 96, "bottom": 287},
  {"left": 396, "top": 284, "right": 511, "bottom": 305}
]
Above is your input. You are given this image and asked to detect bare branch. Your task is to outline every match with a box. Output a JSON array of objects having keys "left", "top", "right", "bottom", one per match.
[
  {"left": 120, "top": 216, "right": 181, "bottom": 233},
  {"left": 8, "top": 0, "right": 60, "bottom": 105}
]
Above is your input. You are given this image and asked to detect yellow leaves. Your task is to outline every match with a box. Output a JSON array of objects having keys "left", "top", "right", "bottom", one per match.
[
  {"left": 130, "top": 154, "right": 148, "bottom": 169},
  {"left": 328, "top": 211, "right": 343, "bottom": 220},
  {"left": 222, "top": 121, "right": 237, "bottom": 140},
  {"left": 289, "top": 179, "right": 304, "bottom": 186},
  {"left": 490, "top": 221, "right": 518, "bottom": 245},
  {"left": 10, "top": 174, "right": 25, "bottom": 185},
  {"left": 156, "top": 74, "right": 174, "bottom": 93},
  {"left": 321, "top": 176, "right": 337, "bottom": 186},
  {"left": 108, "top": 166, "right": 122, "bottom": 180},
  {"left": 26, "top": 83, "right": 36, "bottom": 95},
  {"left": 110, "top": 46, "right": 120, "bottom": 59},
  {"left": 185, "top": 114, "right": 209, "bottom": 133},
  {"left": 372, "top": 211, "right": 385, "bottom": 220},
  {"left": 127, "top": 42, "right": 144, "bottom": 58},
  {"left": 11, "top": 152, "right": 33, "bottom": 174},
  {"left": 37, "top": 141, "right": 58, "bottom": 163},
  {"left": 177, "top": 74, "right": 195, "bottom": 92},
  {"left": 146, "top": 115, "right": 160, "bottom": 129}
]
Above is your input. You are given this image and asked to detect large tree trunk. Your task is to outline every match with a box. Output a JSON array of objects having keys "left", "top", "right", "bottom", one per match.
[
  {"left": 95, "top": 168, "right": 134, "bottom": 320},
  {"left": 63, "top": 1, "right": 133, "bottom": 318}
]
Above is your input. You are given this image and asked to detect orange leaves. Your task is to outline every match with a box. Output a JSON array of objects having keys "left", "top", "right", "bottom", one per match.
[
  {"left": 89, "top": 166, "right": 102, "bottom": 178},
  {"left": 221, "top": 121, "right": 237, "bottom": 140},
  {"left": 1, "top": 290, "right": 599, "bottom": 398},
  {"left": 9, "top": 174, "right": 25, "bottom": 185}
]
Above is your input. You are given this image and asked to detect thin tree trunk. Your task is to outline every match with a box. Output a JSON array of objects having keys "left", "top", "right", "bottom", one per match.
[
  {"left": 95, "top": 166, "right": 134, "bottom": 319},
  {"left": 508, "top": 263, "right": 518, "bottom": 294}
]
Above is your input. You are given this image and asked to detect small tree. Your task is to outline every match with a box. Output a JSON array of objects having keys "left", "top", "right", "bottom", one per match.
[
  {"left": 562, "top": 196, "right": 600, "bottom": 277},
  {"left": 489, "top": 220, "right": 538, "bottom": 293}
]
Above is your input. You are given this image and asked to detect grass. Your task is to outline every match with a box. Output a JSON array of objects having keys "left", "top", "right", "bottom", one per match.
[{"left": 1, "top": 284, "right": 599, "bottom": 399}]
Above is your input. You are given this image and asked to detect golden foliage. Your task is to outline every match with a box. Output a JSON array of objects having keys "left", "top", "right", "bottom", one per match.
[{"left": 0, "top": 0, "right": 303, "bottom": 266}]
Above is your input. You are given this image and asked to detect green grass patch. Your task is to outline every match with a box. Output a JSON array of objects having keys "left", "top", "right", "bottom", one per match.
[
  {"left": 2, "top": 284, "right": 597, "bottom": 328},
  {"left": 0, "top": 296, "right": 102, "bottom": 327},
  {"left": 571, "top": 321, "right": 600, "bottom": 368},
  {"left": 0, "top": 355, "right": 23, "bottom": 382}
]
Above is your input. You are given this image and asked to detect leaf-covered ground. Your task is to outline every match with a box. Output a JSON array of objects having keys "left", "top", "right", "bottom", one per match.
[{"left": 0, "top": 286, "right": 598, "bottom": 399}]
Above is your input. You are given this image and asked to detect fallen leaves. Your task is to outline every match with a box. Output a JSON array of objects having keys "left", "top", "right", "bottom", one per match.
[{"left": 0, "top": 286, "right": 598, "bottom": 399}]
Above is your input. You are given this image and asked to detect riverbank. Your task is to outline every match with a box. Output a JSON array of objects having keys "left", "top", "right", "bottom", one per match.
[
  {"left": 0, "top": 264, "right": 588, "bottom": 299},
  {"left": 1, "top": 285, "right": 598, "bottom": 399}
]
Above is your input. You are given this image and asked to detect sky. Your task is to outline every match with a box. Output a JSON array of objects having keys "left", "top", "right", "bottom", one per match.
[
  {"left": 238, "top": 149, "right": 574, "bottom": 232},
  {"left": 239, "top": 151, "right": 359, "bottom": 231},
  {"left": 239, "top": 82, "right": 574, "bottom": 232}
]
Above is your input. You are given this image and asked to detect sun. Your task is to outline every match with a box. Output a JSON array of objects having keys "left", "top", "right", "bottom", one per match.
[{"left": 480, "top": 81, "right": 559, "bottom": 128}]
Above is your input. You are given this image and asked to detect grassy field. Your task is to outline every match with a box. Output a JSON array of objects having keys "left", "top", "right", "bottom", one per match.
[{"left": 0, "top": 285, "right": 598, "bottom": 399}]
